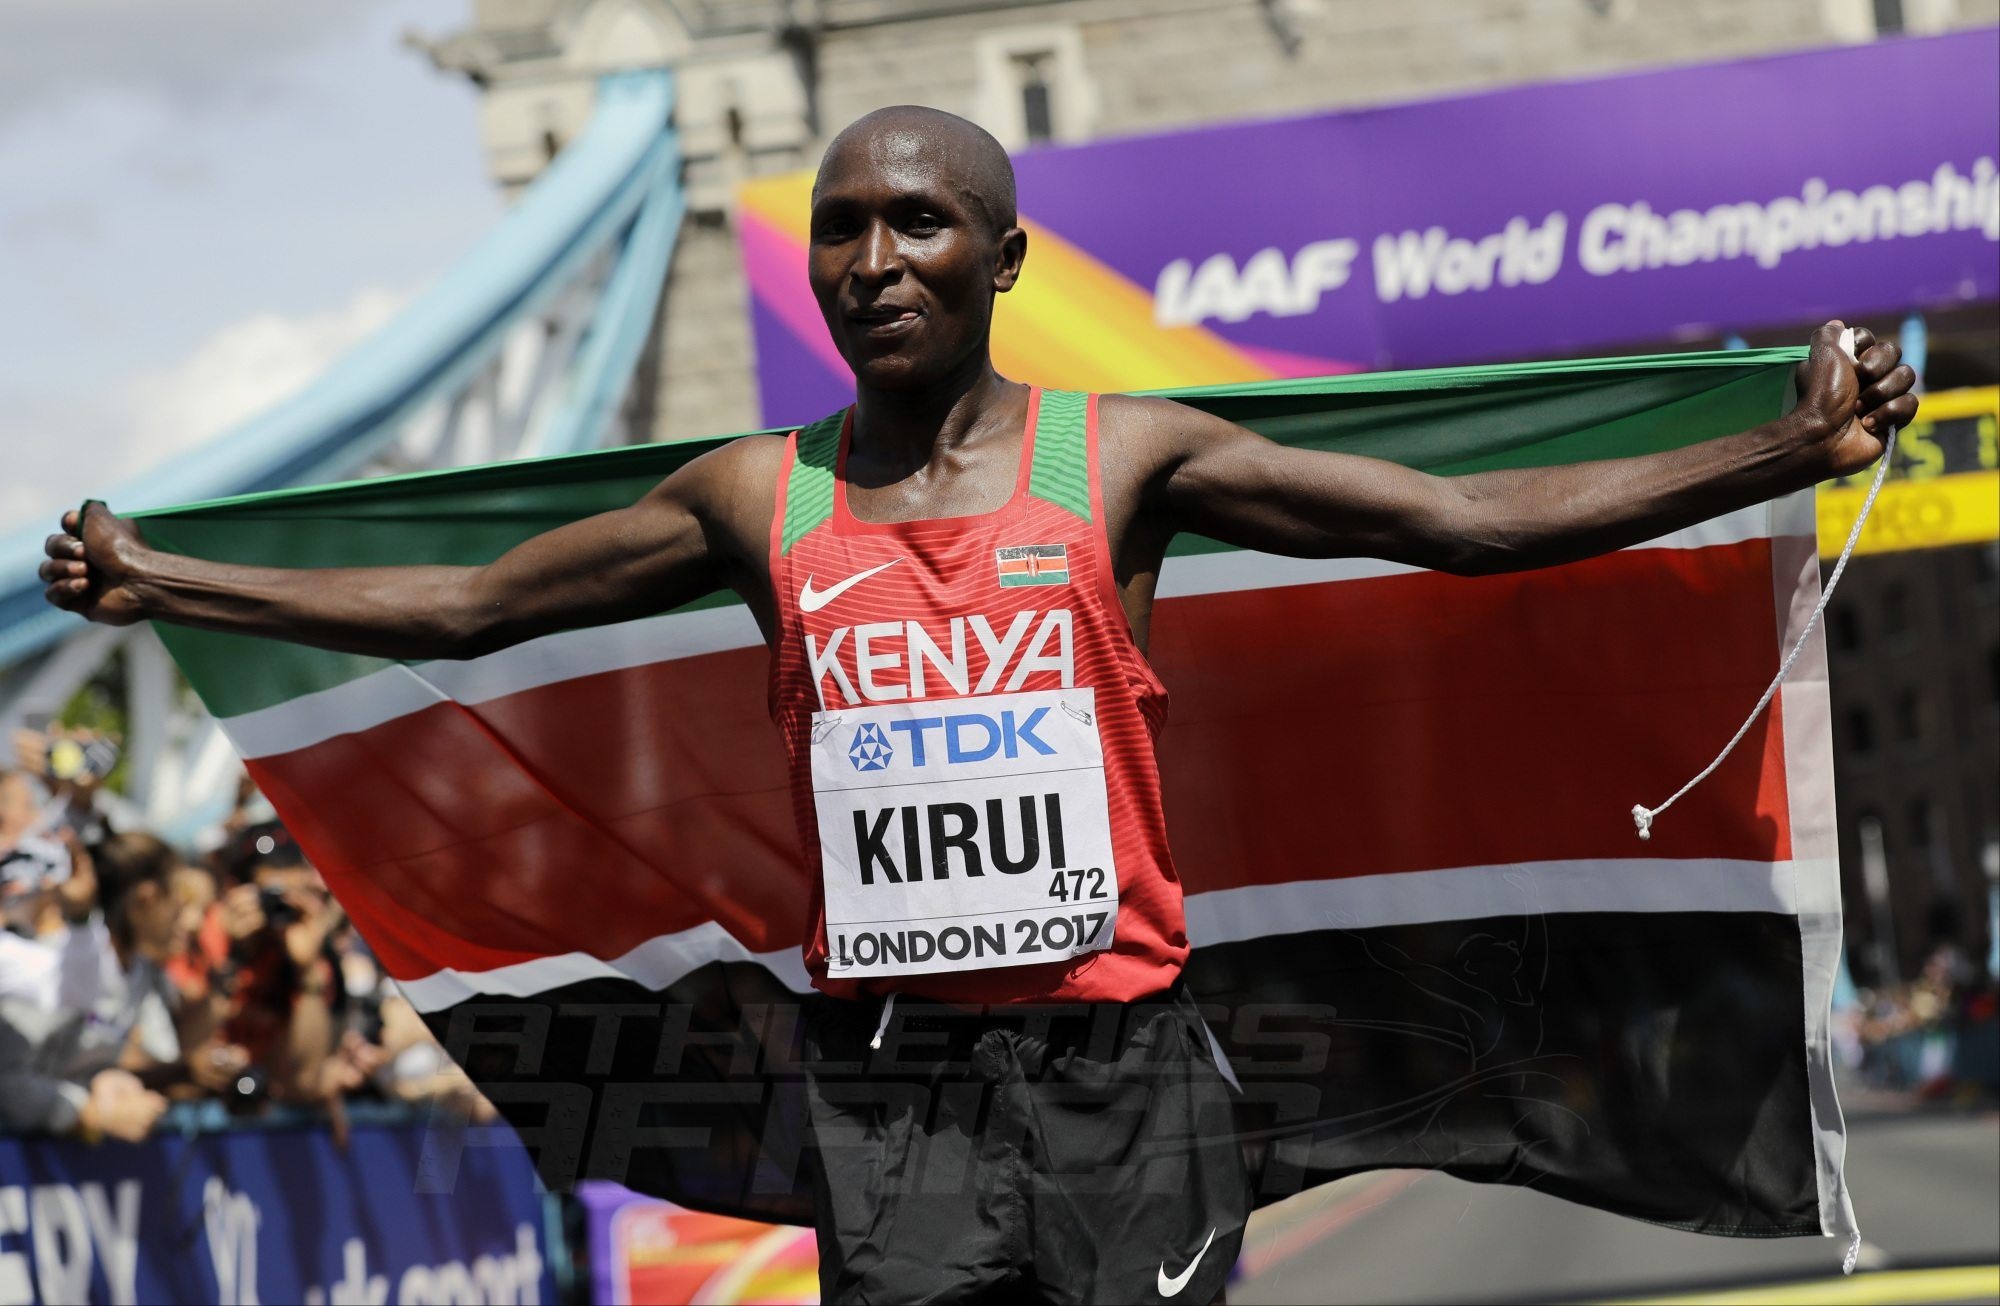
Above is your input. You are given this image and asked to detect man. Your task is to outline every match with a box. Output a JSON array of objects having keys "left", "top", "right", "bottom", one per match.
[
  {"left": 42, "top": 106, "right": 1915, "bottom": 1301},
  {"left": 0, "top": 833, "right": 183, "bottom": 1143},
  {"left": 210, "top": 821, "right": 376, "bottom": 1108}
]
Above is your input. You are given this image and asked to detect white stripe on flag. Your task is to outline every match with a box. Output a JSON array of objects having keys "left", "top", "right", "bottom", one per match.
[
  {"left": 391, "top": 856, "right": 1811, "bottom": 1010},
  {"left": 396, "top": 919, "right": 814, "bottom": 1013},
  {"left": 216, "top": 501, "right": 1800, "bottom": 761},
  {"left": 219, "top": 605, "right": 762, "bottom": 759},
  {"left": 1156, "top": 500, "right": 1791, "bottom": 598},
  {"left": 1184, "top": 856, "right": 1810, "bottom": 948}
]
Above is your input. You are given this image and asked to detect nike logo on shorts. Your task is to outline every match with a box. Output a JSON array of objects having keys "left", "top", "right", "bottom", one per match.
[
  {"left": 799, "top": 558, "right": 901, "bottom": 613},
  {"left": 1157, "top": 1227, "right": 1216, "bottom": 1298}
]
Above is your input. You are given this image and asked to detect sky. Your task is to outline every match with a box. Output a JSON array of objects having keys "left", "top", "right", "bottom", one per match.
[{"left": 0, "top": 0, "right": 502, "bottom": 535}]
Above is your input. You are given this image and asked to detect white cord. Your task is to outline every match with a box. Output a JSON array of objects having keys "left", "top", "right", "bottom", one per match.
[
  {"left": 869, "top": 991, "right": 897, "bottom": 1050},
  {"left": 1633, "top": 331, "right": 1893, "bottom": 840}
]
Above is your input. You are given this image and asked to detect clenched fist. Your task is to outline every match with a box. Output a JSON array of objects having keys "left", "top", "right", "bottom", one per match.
[
  {"left": 1790, "top": 320, "right": 1920, "bottom": 479},
  {"left": 39, "top": 503, "right": 151, "bottom": 627}
]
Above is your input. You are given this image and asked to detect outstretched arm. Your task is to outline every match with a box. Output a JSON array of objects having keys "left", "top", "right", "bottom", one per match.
[
  {"left": 1145, "top": 322, "right": 1918, "bottom": 575},
  {"left": 40, "top": 437, "right": 780, "bottom": 660}
]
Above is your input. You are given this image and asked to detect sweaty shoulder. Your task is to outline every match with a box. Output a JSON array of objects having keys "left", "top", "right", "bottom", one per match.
[
  {"left": 1092, "top": 393, "right": 1226, "bottom": 540},
  {"left": 661, "top": 431, "right": 791, "bottom": 552}
]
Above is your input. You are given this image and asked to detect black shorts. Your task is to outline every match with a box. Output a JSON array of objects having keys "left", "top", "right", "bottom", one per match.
[{"left": 802, "top": 981, "right": 1250, "bottom": 1304}]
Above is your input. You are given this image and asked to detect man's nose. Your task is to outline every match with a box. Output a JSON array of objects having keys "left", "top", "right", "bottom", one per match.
[{"left": 851, "top": 221, "right": 901, "bottom": 285}]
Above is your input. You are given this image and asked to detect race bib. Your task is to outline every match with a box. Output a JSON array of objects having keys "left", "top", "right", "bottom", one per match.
[{"left": 810, "top": 687, "right": 1119, "bottom": 979}]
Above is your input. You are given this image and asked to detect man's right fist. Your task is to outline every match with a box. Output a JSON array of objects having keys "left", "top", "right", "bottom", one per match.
[{"left": 40, "top": 504, "right": 148, "bottom": 626}]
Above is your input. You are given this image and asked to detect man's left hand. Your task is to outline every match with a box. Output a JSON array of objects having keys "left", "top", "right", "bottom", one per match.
[{"left": 1792, "top": 320, "right": 1920, "bottom": 478}]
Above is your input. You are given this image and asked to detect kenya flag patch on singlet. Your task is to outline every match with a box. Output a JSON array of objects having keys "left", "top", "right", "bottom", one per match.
[{"left": 995, "top": 543, "right": 1069, "bottom": 587}]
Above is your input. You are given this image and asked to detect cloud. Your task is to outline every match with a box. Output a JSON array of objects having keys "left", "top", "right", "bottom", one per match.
[
  {"left": 0, "top": 285, "right": 413, "bottom": 536},
  {"left": 0, "top": 195, "right": 98, "bottom": 245},
  {"left": 0, "top": 0, "right": 408, "bottom": 126},
  {"left": 0, "top": 0, "right": 497, "bottom": 548},
  {"left": 125, "top": 284, "right": 411, "bottom": 457},
  {"left": 0, "top": 0, "right": 497, "bottom": 541}
]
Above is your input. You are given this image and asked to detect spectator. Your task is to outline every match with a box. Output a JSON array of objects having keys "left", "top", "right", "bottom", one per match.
[
  {"left": 1, "top": 769, "right": 90, "bottom": 939},
  {"left": 5, "top": 768, "right": 493, "bottom": 1139},
  {"left": 0, "top": 834, "right": 182, "bottom": 1141},
  {"left": 214, "top": 821, "right": 378, "bottom": 1106},
  {"left": 0, "top": 769, "right": 34, "bottom": 867},
  {"left": 12, "top": 724, "right": 113, "bottom": 846},
  {"left": 372, "top": 992, "right": 497, "bottom": 1122},
  {"left": 162, "top": 859, "right": 228, "bottom": 1052}
]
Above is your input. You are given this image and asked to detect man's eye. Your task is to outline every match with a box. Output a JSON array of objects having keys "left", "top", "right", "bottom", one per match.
[{"left": 906, "top": 214, "right": 943, "bottom": 234}]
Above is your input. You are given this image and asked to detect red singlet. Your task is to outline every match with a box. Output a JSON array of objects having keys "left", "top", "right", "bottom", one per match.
[{"left": 768, "top": 389, "right": 1187, "bottom": 1004}]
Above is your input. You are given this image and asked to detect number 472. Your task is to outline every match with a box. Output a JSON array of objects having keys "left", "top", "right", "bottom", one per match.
[{"left": 1049, "top": 868, "right": 1106, "bottom": 901}]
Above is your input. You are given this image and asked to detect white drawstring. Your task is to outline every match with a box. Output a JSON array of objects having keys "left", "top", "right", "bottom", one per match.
[
  {"left": 869, "top": 992, "right": 897, "bottom": 1050},
  {"left": 1633, "top": 329, "right": 1893, "bottom": 840}
]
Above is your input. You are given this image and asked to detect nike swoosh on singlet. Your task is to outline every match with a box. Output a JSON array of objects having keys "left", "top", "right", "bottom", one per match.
[
  {"left": 1156, "top": 1227, "right": 1216, "bottom": 1298},
  {"left": 798, "top": 557, "right": 902, "bottom": 613}
]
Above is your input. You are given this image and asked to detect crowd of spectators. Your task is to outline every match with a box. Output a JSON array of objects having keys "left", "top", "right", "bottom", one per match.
[
  {"left": 1, "top": 723, "right": 493, "bottom": 1145},
  {"left": 1834, "top": 938, "right": 2000, "bottom": 1101}
]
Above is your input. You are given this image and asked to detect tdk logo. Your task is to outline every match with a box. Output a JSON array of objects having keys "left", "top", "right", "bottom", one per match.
[
  {"left": 863, "top": 708, "right": 1057, "bottom": 769},
  {"left": 847, "top": 722, "right": 893, "bottom": 771}
]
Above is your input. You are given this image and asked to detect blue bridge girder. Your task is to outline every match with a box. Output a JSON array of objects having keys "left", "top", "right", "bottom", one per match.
[{"left": 0, "top": 70, "right": 682, "bottom": 672}]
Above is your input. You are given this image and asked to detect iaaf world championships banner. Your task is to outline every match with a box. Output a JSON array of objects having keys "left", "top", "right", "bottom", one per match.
[{"left": 739, "top": 29, "right": 2000, "bottom": 426}]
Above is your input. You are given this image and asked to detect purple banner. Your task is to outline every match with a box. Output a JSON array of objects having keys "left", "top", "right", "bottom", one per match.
[{"left": 740, "top": 29, "right": 1999, "bottom": 425}]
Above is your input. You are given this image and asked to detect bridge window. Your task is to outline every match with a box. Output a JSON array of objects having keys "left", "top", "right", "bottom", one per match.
[
  {"left": 1846, "top": 706, "right": 1876, "bottom": 754},
  {"left": 1015, "top": 53, "right": 1055, "bottom": 144},
  {"left": 975, "top": 25, "right": 1093, "bottom": 150}
]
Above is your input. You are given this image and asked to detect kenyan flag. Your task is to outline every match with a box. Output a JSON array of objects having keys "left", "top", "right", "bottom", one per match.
[
  {"left": 133, "top": 348, "right": 1854, "bottom": 1247},
  {"left": 996, "top": 543, "right": 1071, "bottom": 586}
]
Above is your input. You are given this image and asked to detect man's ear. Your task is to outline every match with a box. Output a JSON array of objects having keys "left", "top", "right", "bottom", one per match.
[{"left": 993, "top": 226, "right": 1027, "bottom": 293}]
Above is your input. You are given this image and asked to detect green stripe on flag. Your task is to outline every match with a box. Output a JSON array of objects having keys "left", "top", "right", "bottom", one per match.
[{"left": 136, "top": 350, "right": 1802, "bottom": 719}]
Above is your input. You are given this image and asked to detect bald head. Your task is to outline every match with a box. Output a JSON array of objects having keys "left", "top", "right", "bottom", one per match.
[
  {"left": 807, "top": 106, "right": 1028, "bottom": 390},
  {"left": 814, "top": 105, "right": 1018, "bottom": 238}
]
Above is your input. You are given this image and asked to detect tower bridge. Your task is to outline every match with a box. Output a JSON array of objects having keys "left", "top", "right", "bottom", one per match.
[{"left": 0, "top": 64, "right": 683, "bottom": 830}]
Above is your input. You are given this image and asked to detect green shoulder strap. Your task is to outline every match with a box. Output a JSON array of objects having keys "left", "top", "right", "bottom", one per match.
[
  {"left": 779, "top": 409, "right": 846, "bottom": 554},
  {"left": 1027, "top": 389, "right": 1092, "bottom": 523}
]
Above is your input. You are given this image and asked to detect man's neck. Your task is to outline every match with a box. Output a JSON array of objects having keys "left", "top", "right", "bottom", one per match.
[{"left": 851, "top": 350, "right": 1019, "bottom": 475}]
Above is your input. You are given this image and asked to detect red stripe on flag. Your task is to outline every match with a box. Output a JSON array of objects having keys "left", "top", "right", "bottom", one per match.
[
  {"left": 248, "top": 648, "right": 808, "bottom": 980},
  {"left": 249, "top": 541, "right": 1790, "bottom": 981},
  {"left": 1153, "top": 540, "right": 1791, "bottom": 888}
]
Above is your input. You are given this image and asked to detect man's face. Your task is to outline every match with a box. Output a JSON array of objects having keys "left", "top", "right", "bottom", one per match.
[
  {"left": 125, "top": 879, "right": 184, "bottom": 962},
  {"left": 808, "top": 130, "right": 1022, "bottom": 390},
  {"left": 172, "top": 865, "right": 216, "bottom": 938},
  {"left": 253, "top": 861, "right": 329, "bottom": 926},
  {"left": 0, "top": 774, "right": 32, "bottom": 849}
]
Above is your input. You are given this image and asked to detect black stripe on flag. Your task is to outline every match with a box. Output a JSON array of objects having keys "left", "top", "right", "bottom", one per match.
[
  {"left": 416, "top": 911, "right": 1819, "bottom": 1237},
  {"left": 1190, "top": 910, "right": 1819, "bottom": 1236}
]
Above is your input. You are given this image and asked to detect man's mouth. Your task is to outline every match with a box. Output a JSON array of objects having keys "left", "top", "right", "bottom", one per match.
[{"left": 848, "top": 306, "right": 923, "bottom": 337}]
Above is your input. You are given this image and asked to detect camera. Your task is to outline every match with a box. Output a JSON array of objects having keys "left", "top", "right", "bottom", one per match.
[
  {"left": 0, "top": 834, "right": 72, "bottom": 897},
  {"left": 46, "top": 736, "right": 120, "bottom": 784},
  {"left": 258, "top": 884, "right": 301, "bottom": 927}
]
